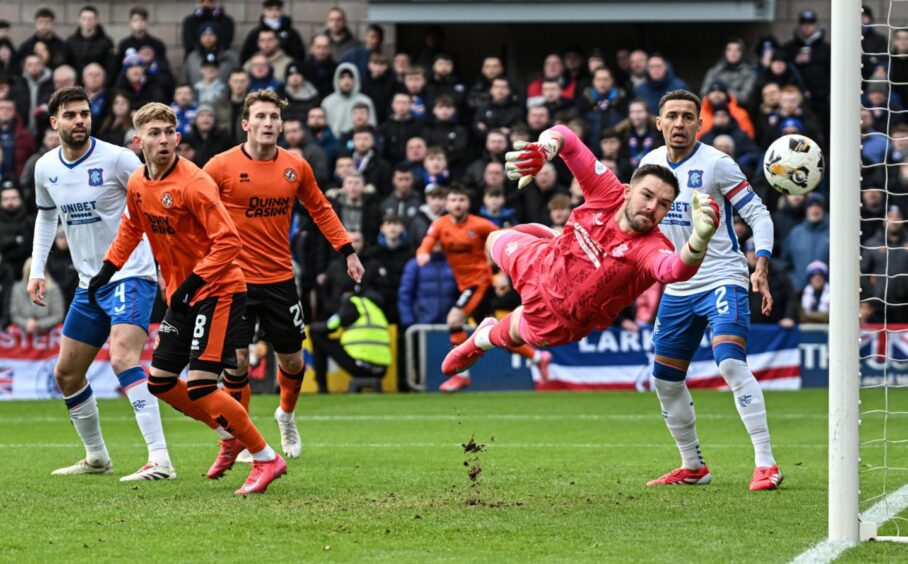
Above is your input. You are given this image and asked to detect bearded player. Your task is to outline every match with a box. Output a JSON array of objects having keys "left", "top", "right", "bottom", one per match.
[
  {"left": 639, "top": 90, "right": 781, "bottom": 491},
  {"left": 29, "top": 86, "right": 174, "bottom": 481},
  {"left": 442, "top": 125, "right": 721, "bottom": 381},
  {"left": 91, "top": 103, "right": 285, "bottom": 495},
  {"left": 203, "top": 89, "right": 363, "bottom": 462},
  {"left": 416, "top": 185, "right": 547, "bottom": 392}
]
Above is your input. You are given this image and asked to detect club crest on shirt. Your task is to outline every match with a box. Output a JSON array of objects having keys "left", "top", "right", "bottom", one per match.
[
  {"left": 687, "top": 169, "right": 703, "bottom": 188},
  {"left": 88, "top": 168, "right": 103, "bottom": 186},
  {"left": 611, "top": 242, "right": 629, "bottom": 257},
  {"left": 467, "top": 230, "right": 476, "bottom": 238},
  {"left": 594, "top": 161, "right": 606, "bottom": 175},
  {"left": 283, "top": 168, "right": 297, "bottom": 182},
  {"left": 161, "top": 192, "right": 173, "bottom": 208}
]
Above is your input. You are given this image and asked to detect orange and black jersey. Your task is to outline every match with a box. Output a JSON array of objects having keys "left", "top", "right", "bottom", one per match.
[
  {"left": 204, "top": 145, "right": 353, "bottom": 284},
  {"left": 417, "top": 214, "right": 498, "bottom": 291},
  {"left": 105, "top": 157, "right": 246, "bottom": 305}
]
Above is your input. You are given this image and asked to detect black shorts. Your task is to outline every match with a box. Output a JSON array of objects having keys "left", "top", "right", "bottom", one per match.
[
  {"left": 152, "top": 292, "right": 246, "bottom": 375},
  {"left": 240, "top": 279, "right": 306, "bottom": 354},
  {"left": 454, "top": 284, "right": 496, "bottom": 321}
]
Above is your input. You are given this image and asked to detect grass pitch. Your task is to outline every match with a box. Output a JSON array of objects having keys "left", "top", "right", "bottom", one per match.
[{"left": 0, "top": 389, "right": 905, "bottom": 562}]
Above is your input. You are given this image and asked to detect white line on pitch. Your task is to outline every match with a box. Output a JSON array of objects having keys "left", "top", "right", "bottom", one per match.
[{"left": 0, "top": 442, "right": 827, "bottom": 449}]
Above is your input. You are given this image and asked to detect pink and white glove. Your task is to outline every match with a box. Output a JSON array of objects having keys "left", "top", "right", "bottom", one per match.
[{"left": 505, "top": 133, "right": 560, "bottom": 189}]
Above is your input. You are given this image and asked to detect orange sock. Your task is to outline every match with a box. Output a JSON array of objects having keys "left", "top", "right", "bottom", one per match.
[
  {"left": 147, "top": 375, "right": 217, "bottom": 429},
  {"left": 509, "top": 344, "right": 537, "bottom": 360},
  {"left": 278, "top": 366, "right": 305, "bottom": 414},
  {"left": 187, "top": 379, "right": 266, "bottom": 454},
  {"left": 222, "top": 371, "right": 250, "bottom": 412},
  {"left": 450, "top": 328, "right": 467, "bottom": 347}
]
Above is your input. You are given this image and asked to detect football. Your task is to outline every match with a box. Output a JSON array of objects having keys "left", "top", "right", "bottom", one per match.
[{"left": 762, "top": 134, "right": 825, "bottom": 195}]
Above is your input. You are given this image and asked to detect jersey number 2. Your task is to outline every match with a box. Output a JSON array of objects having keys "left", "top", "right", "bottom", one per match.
[{"left": 714, "top": 287, "right": 730, "bottom": 315}]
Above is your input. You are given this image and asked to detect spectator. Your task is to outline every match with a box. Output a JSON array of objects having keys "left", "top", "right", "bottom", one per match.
[
  {"left": 577, "top": 48, "right": 606, "bottom": 93},
  {"left": 281, "top": 62, "right": 319, "bottom": 122},
  {"left": 467, "top": 56, "right": 505, "bottom": 113},
  {"left": 338, "top": 102, "right": 376, "bottom": 152},
  {"left": 625, "top": 49, "right": 649, "bottom": 92},
  {"left": 750, "top": 51, "right": 807, "bottom": 110},
  {"left": 282, "top": 117, "right": 329, "bottom": 186},
  {"left": 10, "top": 258, "right": 64, "bottom": 334},
  {"left": 340, "top": 24, "right": 383, "bottom": 80},
  {"left": 0, "top": 184, "right": 33, "bottom": 279},
  {"left": 19, "top": 128, "right": 59, "bottom": 211},
  {"left": 183, "top": 22, "right": 239, "bottom": 87},
  {"left": 860, "top": 179, "right": 888, "bottom": 243},
  {"left": 0, "top": 37, "right": 13, "bottom": 77},
  {"left": 45, "top": 227, "right": 78, "bottom": 309},
  {"left": 426, "top": 53, "right": 465, "bottom": 112},
  {"left": 633, "top": 54, "right": 690, "bottom": 114},
  {"left": 379, "top": 92, "right": 421, "bottom": 165},
  {"left": 782, "top": 9, "right": 831, "bottom": 128},
  {"left": 392, "top": 52, "right": 411, "bottom": 86},
  {"left": 562, "top": 46, "right": 587, "bottom": 86},
  {"left": 775, "top": 85, "right": 824, "bottom": 145},
  {"left": 322, "top": 63, "right": 376, "bottom": 137},
  {"left": 598, "top": 129, "right": 633, "bottom": 182},
  {"left": 0, "top": 100, "right": 36, "bottom": 179},
  {"left": 214, "top": 69, "right": 250, "bottom": 143},
  {"left": 332, "top": 172, "right": 379, "bottom": 243},
  {"left": 310, "top": 288, "right": 390, "bottom": 393},
  {"left": 306, "top": 106, "right": 339, "bottom": 168},
  {"left": 171, "top": 84, "right": 198, "bottom": 137},
  {"left": 185, "top": 104, "right": 232, "bottom": 166},
  {"left": 526, "top": 105, "right": 552, "bottom": 138},
  {"left": 527, "top": 53, "right": 577, "bottom": 107},
  {"left": 0, "top": 248, "right": 13, "bottom": 328},
  {"left": 193, "top": 54, "right": 227, "bottom": 105},
  {"left": 240, "top": 0, "right": 306, "bottom": 64},
  {"left": 799, "top": 260, "right": 830, "bottom": 323},
  {"left": 576, "top": 67, "right": 628, "bottom": 147},
  {"left": 398, "top": 240, "right": 458, "bottom": 326},
  {"left": 700, "top": 105, "right": 760, "bottom": 176},
  {"left": 700, "top": 38, "right": 756, "bottom": 103},
  {"left": 134, "top": 41, "right": 176, "bottom": 100},
  {"left": 403, "top": 66, "right": 429, "bottom": 120},
  {"left": 363, "top": 214, "right": 414, "bottom": 323},
  {"left": 12, "top": 54, "right": 53, "bottom": 134},
  {"left": 479, "top": 161, "right": 507, "bottom": 193},
  {"left": 350, "top": 125, "right": 390, "bottom": 196},
  {"left": 411, "top": 185, "right": 446, "bottom": 243},
  {"left": 891, "top": 29, "right": 908, "bottom": 108},
  {"left": 82, "top": 63, "right": 109, "bottom": 121},
  {"left": 96, "top": 90, "right": 133, "bottom": 146},
  {"left": 861, "top": 6, "right": 888, "bottom": 80},
  {"left": 861, "top": 206, "right": 908, "bottom": 322},
  {"left": 243, "top": 28, "right": 294, "bottom": 81},
  {"left": 303, "top": 34, "right": 336, "bottom": 101},
  {"left": 480, "top": 185, "right": 516, "bottom": 228},
  {"left": 614, "top": 98, "right": 662, "bottom": 168},
  {"left": 362, "top": 52, "right": 395, "bottom": 124},
  {"left": 510, "top": 162, "right": 568, "bottom": 224},
  {"left": 699, "top": 80, "right": 755, "bottom": 140},
  {"left": 547, "top": 193, "right": 572, "bottom": 232},
  {"left": 422, "top": 146, "right": 451, "bottom": 190},
  {"left": 753, "top": 82, "right": 782, "bottom": 149},
  {"left": 403, "top": 136, "right": 428, "bottom": 183},
  {"left": 472, "top": 77, "right": 522, "bottom": 141},
  {"left": 182, "top": 0, "right": 235, "bottom": 55},
  {"left": 380, "top": 165, "right": 422, "bottom": 227},
  {"left": 317, "top": 230, "right": 365, "bottom": 320},
  {"left": 422, "top": 95, "right": 469, "bottom": 173},
  {"left": 246, "top": 53, "right": 283, "bottom": 92},
  {"left": 64, "top": 5, "right": 115, "bottom": 75},
  {"left": 16, "top": 8, "right": 68, "bottom": 71},
  {"left": 462, "top": 129, "right": 507, "bottom": 188},
  {"left": 744, "top": 239, "right": 797, "bottom": 325},
  {"left": 864, "top": 82, "right": 903, "bottom": 132},
  {"left": 861, "top": 108, "right": 888, "bottom": 165},
  {"left": 117, "top": 7, "right": 167, "bottom": 62},
  {"left": 538, "top": 78, "right": 575, "bottom": 119},
  {"left": 115, "top": 51, "right": 166, "bottom": 110},
  {"left": 781, "top": 191, "right": 830, "bottom": 291},
  {"left": 323, "top": 7, "right": 360, "bottom": 61}
]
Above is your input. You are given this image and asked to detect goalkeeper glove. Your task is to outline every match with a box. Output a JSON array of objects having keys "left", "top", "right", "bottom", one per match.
[
  {"left": 87, "top": 261, "right": 119, "bottom": 306},
  {"left": 687, "top": 192, "right": 720, "bottom": 259},
  {"left": 505, "top": 132, "right": 560, "bottom": 189},
  {"left": 170, "top": 273, "right": 206, "bottom": 317}
]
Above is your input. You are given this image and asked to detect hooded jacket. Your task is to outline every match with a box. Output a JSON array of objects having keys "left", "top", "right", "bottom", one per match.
[{"left": 321, "top": 62, "right": 378, "bottom": 137}]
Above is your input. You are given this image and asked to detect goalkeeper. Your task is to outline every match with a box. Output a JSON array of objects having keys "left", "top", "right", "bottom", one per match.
[{"left": 442, "top": 125, "right": 720, "bottom": 376}]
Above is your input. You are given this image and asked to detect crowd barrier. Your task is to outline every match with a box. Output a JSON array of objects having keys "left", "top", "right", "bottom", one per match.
[{"left": 1, "top": 323, "right": 905, "bottom": 399}]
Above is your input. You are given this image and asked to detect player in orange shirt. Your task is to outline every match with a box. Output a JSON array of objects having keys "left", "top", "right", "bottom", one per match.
[
  {"left": 416, "top": 185, "right": 549, "bottom": 392},
  {"left": 89, "top": 103, "right": 285, "bottom": 495},
  {"left": 204, "top": 90, "right": 363, "bottom": 459}
]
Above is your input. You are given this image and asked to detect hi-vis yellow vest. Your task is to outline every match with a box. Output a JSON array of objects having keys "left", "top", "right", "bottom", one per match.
[{"left": 340, "top": 296, "right": 391, "bottom": 366}]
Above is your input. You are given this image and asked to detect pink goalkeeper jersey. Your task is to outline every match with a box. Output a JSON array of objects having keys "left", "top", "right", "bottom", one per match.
[{"left": 534, "top": 126, "right": 694, "bottom": 335}]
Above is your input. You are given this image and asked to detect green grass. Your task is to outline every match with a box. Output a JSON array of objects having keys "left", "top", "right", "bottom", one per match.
[{"left": 0, "top": 390, "right": 905, "bottom": 562}]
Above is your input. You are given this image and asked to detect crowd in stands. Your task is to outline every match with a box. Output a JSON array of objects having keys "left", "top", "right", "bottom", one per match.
[{"left": 0, "top": 2, "right": 905, "bottom": 344}]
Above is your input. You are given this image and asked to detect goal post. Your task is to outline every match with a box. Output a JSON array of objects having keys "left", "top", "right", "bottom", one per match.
[{"left": 829, "top": 0, "right": 862, "bottom": 543}]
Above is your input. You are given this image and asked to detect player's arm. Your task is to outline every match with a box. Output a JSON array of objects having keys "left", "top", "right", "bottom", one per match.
[
  {"left": 415, "top": 220, "right": 440, "bottom": 267},
  {"left": 92, "top": 187, "right": 147, "bottom": 304},
  {"left": 27, "top": 166, "right": 58, "bottom": 306},
  {"left": 717, "top": 157, "right": 774, "bottom": 315},
  {"left": 295, "top": 161, "right": 363, "bottom": 283},
  {"left": 649, "top": 193, "right": 720, "bottom": 283}
]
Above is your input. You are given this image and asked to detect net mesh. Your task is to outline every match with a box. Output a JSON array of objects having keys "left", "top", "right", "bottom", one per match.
[{"left": 858, "top": 0, "right": 908, "bottom": 537}]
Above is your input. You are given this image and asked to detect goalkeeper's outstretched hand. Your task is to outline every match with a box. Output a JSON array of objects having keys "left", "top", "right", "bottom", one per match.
[
  {"left": 505, "top": 134, "right": 560, "bottom": 189},
  {"left": 688, "top": 192, "right": 720, "bottom": 253}
]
